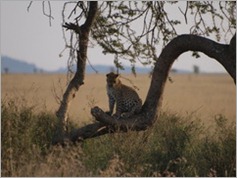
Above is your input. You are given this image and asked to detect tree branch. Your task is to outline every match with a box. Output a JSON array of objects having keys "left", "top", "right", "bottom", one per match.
[
  {"left": 69, "top": 122, "right": 111, "bottom": 143},
  {"left": 143, "top": 34, "right": 236, "bottom": 113},
  {"left": 66, "top": 106, "right": 153, "bottom": 143},
  {"left": 27, "top": 1, "right": 33, "bottom": 12},
  {"left": 63, "top": 22, "right": 80, "bottom": 34}
]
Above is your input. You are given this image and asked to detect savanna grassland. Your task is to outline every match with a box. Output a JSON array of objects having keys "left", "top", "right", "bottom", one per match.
[
  {"left": 1, "top": 73, "right": 236, "bottom": 176},
  {"left": 2, "top": 73, "right": 236, "bottom": 124}
]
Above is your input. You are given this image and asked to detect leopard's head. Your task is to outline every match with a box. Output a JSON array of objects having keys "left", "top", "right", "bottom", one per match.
[{"left": 106, "top": 72, "right": 121, "bottom": 87}]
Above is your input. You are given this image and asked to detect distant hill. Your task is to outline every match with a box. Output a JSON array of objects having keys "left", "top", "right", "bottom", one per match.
[
  {"left": 1, "top": 56, "right": 189, "bottom": 74},
  {"left": 1, "top": 56, "right": 44, "bottom": 74},
  {"left": 55, "top": 64, "right": 152, "bottom": 74},
  {"left": 1, "top": 56, "right": 152, "bottom": 74}
]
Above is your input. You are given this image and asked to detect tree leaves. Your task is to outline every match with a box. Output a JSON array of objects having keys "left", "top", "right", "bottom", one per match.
[{"left": 62, "top": 1, "right": 236, "bottom": 73}]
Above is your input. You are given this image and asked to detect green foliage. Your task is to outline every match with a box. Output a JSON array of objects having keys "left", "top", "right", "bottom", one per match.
[
  {"left": 1, "top": 99, "right": 236, "bottom": 176},
  {"left": 62, "top": 1, "right": 236, "bottom": 75}
]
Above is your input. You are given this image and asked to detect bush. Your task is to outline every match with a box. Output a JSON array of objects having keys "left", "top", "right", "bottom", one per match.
[
  {"left": 1, "top": 98, "right": 236, "bottom": 176},
  {"left": 1, "top": 99, "right": 54, "bottom": 176},
  {"left": 196, "top": 115, "right": 236, "bottom": 176}
]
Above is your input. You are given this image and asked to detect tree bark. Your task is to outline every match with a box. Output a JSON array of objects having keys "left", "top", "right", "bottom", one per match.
[
  {"left": 63, "top": 34, "right": 235, "bottom": 143},
  {"left": 53, "top": 2, "right": 98, "bottom": 143}
]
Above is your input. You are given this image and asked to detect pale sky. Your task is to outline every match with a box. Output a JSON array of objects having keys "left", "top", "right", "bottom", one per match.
[{"left": 0, "top": 1, "right": 233, "bottom": 73}]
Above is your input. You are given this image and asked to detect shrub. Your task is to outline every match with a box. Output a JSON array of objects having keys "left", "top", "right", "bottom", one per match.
[
  {"left": 2, "top": 99, "right": 50, "bottom": 175},
  {"left": 195, "top": 115, "right": 236, "bottom": 176}
]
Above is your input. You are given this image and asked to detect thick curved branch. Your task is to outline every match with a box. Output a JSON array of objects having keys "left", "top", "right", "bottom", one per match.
[
  {"left": 69, "top": 122, "right": 110, "bottom": 142},
  {"left": 91, "top": 107, "right": 152, "bottom": 130},
  {"left": 68, "top": 107, "right": 153, "bottom": 142},
  {"left": 143, "top": 34, "right": 236, "bottom": 114}
]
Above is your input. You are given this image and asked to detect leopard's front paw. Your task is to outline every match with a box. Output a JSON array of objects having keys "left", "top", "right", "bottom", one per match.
[{"left": 112, "top": 113, "right": 121, "bottom": 119}]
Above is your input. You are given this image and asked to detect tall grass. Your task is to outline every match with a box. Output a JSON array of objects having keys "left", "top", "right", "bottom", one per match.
[{"left": 1, "top": 98, "right": 236, "bottom": 176}]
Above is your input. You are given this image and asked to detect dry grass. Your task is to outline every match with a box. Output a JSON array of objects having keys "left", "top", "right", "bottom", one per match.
[
  {"left": 2, "top": 99, "right": 235, "bottom": 176},
  {"left": 1, "top": 73, "right": 235, "bottom": 126}
]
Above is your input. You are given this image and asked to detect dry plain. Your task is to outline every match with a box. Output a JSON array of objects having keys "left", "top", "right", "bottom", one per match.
[{"left": 1, "top": 73, "right": 236, "bottom": 126}]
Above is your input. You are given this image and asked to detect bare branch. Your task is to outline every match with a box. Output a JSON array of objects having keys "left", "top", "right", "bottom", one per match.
[
  {"left": 42, "top": 1, "right": 54, "bottom": 26},
  {"left": 178, "top": 1, "right": 188, "bottom": 24},
  {"left": 27, "top": 1, "right": 33, "bottom": 12},
  {"left": 67, "top": 2, "right": 81, "bottom": 20},
  {"left": 86, "top": 57, "right": 99, "bottom": 74},
  {"left": 51, "top": 79, "right": 64, "bottom": 105}
]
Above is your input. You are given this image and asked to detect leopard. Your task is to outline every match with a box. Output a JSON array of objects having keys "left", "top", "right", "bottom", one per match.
[{"left": 105, "top": 72, "right": 142, "bottom": 119}]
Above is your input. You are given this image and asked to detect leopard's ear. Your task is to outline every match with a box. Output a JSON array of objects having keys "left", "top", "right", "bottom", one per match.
[{"left": 106, "top": 72, "right": 112, "bottom": 77}]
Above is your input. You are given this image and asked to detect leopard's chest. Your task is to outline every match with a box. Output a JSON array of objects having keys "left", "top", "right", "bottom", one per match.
[
  {"left": 106, "top": 85, "right": 119, "bottom": 100},
  {"left": 107, "top": 85, "right": 134, "bottom": 105}
]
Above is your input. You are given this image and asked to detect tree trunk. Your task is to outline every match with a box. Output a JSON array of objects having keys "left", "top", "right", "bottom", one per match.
[
  {"left": 53, "top": 2, "right": 98, "bottom": 144},
  {"left": 63, "top": 34, "right": 235, "bottom": 143}
]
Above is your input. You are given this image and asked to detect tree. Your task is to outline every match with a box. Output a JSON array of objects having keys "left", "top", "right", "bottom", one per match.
[
  {"left": 4, "top": 67, "right": 9, "bottom": 74},
  {"left": 36, "top": 1, "right": 235, "bottom": 143},
  {"left": 193, "top": 65, "right": 200, "bottom": 74}
]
